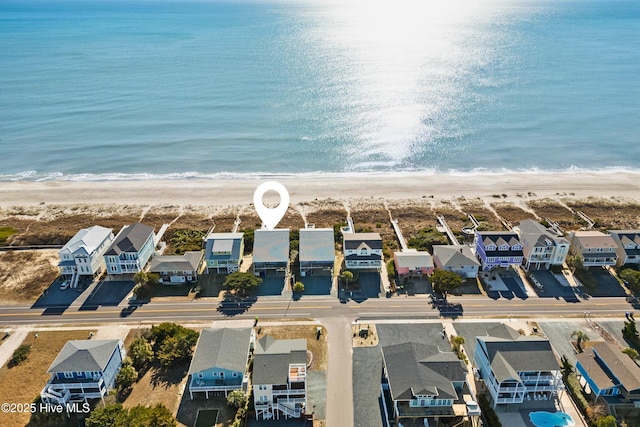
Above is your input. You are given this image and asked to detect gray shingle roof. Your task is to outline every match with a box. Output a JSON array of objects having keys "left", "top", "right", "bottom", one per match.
[
  {"left": 299, "top": 228, "right": 335, "bottom": 263},
  {"left": 517, "top": 219, "right": 569, "bottom": 247},
  {"left": 433, "top": 245, "right": 480, "bottom": 269},
  {"left": 252, "top": 335, "right": 306, "bottom": 385},
  {"left": 343, "top": 233, "right": 383, "bottom": 250},
  {"left": 253, "top": 229, "right": 290, "bottom": 263},
  {"left": 577, "top": 342, "right": 640, "bottom": 393},
  {"left": 149, "top": 251, "right": 203, "bottom": 273},
  {"left": 477, "top": 334, "right": 559, "bottom": 383},
  {"left": 48, "top": 340, "right": 121, "bottom": 373},
  {"left": 188, "top": 328, "right": 252, "bottom": 375},
  {"left": 104, "top": 223, "right": 154, "bottom": 255},
  {"left": 478, "top": 231, "right": 522, "bottom": 248},
  {"left": 382, "top": 342, "right": 467, "bottom": 401}
]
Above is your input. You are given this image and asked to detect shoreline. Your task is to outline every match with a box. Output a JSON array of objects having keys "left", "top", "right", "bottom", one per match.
[{"left": 1, "top": 172, "right": 639, "bottom": 207}]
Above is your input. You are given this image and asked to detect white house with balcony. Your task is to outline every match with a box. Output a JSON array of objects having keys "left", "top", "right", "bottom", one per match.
[
  {"left": 253, "top": 335, "right": 307, "bottom": 420},
  {"left": 568, "top": 230, "right": 618, "bottom": 268},
  {"left": 104, "top": 223, "right": 155, "bottom": 275},
  {"left": 58, "top": 226, "right": 114, "bottom": 287},
  {"left": 608, "top": 230, "right": 640, "bottom": 266},
  {"left": 474, "top": 324, "right": 561, "bottom": 409},
  {"left": 41, "top": 339, "right": 125, "bottom": 405},
  {"left": 514, "top": 219, "right": 570, "bottom": 270},
  {"left": 187, "top": 328, "right": 254, "bottom": 399},
  {"left": 343, "top": 232, "right": 383, "bottom": 270},
  {"left": 204, "top": 232, "right": 244, "bottom": 273},
  {"left": 381, "top": 341, "right": 480, "bottom": 427}
]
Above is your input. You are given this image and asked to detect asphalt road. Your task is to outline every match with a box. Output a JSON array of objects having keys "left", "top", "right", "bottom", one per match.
[{"left": 0, "top": 295, "right": 636, "bottom": 326}]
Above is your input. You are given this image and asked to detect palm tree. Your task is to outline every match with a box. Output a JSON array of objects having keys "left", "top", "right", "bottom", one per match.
[
  {"left": 571, "top": 330, "right": 589, "bottom": 352},
  {"left": 226, "top": 389, "right": 247, "bottom": 409},
  {"left": 341, "top": 271, "right": 354, "bottom": 289},
  {"left": 560, "top": 355, "right": 573, "bottom": 379}
]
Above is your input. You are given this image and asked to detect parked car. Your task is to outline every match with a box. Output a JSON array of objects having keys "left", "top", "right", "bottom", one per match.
[{"left": 60, "top": 280, "right": 70, "bottom": 290}]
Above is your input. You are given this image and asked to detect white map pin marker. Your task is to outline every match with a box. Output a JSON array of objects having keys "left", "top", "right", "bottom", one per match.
[{"left": 253, "top": 181, "right": 289, "bottom": 230}]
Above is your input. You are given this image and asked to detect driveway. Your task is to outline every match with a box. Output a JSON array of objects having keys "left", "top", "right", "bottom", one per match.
[
  {"left": 300, "top": 276, "right": 332, "bottom": 296},
  {"left": 325, "top": 317, "right": 354, "bottom": 427},
  {"left": 585, "top": 269, "right": 627, "bottom": 297},
  {"left": 538, "top": 320, "right": 600, "bottom": 366},
  {"left": 255, "top": 276, "right": 285, "bottom": 296},
  {"left": 79, "top": 280, "right": 135, "bottom": 310},
  {"left": 530, "top": 270, "right": 579, "bottom": 302},
  {"left": 351, "top": 272, "right": 380, "bottom": 301}
]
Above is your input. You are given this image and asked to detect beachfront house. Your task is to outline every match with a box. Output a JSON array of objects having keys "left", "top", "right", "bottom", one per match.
[
  {"left": 204, "top": 232, "right": 244, "bottom": 274},
  {"left": 568, "top": 230, "right": 618, "bottom": 268},
  {"left": 148, "top": 250, "right": 204, "bottom": 284},
  {"left": 474, "top": 324, "right": 562, "bottom": 409},
  {"left": 104, "top": 223, "right": 155, "bottom": 275},
  {"left": 343, "top": 232, "right": 383, "bottom": 270},
  {"left": 575, "top": 342, "right": 640, "bottom": 411},
  {"left": 299, "top": 228, "right": 335, "bottom": 277},
  {"left": 41, "top": 339, "right": 125, "bottom": 405},
  {"left": 474, "top": 231, "right": 524, "bottom": 271},
  {"left": 253, "top": 335, "right": 307, "bottom": 420},
  {"left": 58, "top": 225, "right": 115, "bottom": 287},
  {"left": 432, "top": 245, "right": 480, "bottom": 279},
  {"left": 380, "top": 341, "right": 480, "bottom": 427},
  {"left": 253, "top": 229, "right": 290, "bottom": 276},
  {"left": 187, "top": 328, "right": 254, "bottom": 399},
  {"left": 393, "top": 250, "right": 433, "bottom": 280},
  {"left": 608, "top": 230, "right": 640, "bottom": 266},
  {"left": 514, "top": 219, "right": 570, "bottom": 270}
]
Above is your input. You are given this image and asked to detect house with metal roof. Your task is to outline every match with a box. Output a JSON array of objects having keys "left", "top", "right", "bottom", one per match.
[
  {"left": 58, "top": 225, "right": 115, "bottom": 287},
  {"left": 204, "top": 232, "right": 244, "bottom": 273},
  {"left": 188, "top": 328, "right": 254, "bottom": 399},
  {"left": 568, "top": 230, "right": 618, "bottom": 268},
  {"left": 432, "top": 245, "right": 480, "bottom": 279},
  {"left": 149, "top": 250, "right": 204, "bottom": 284},
  {"left": 343, "top": 232, "right": 383, "bottom": 270},
  {"left": 608, "top": 230, "right": 640, "bottom": 266},
  {"left": 474, "top": 324, "right": 561, "bottom": 408},
  {"left": 253, "top": 229, "right": 290, "bottom": 276},
  {"left": 253, "top": 335, "right": 307, "bottom": 420},
  {"left": 104, "top": 223, "right": 155, "bottom": 275},
  {"left": 474, "top": 231, "right": 524, "bottom": 271},
  {"left": 514, "top": 219, "right": 570, "bottom": 270},
  {"left": 299, "top": 228, "right": 335, "bottom": 277},
  {"left": 575, "top": 342, "right": 640, "bottom": 410},
  {"left": 381, "top": 341, "right": 480, "bottom": 427},
  {"left": 393, "top": 250, "right": 434, "bottom": 280},
  {"left": 41, "top": 339, "right": 125, "bottom": 405}
]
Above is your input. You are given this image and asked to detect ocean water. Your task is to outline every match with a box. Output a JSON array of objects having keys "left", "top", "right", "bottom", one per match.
[{"left": 0, "top": 0, "right": 639, "bottom": 181}]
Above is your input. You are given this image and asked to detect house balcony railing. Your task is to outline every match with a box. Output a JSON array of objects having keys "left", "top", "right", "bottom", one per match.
[
  {"left": 49, "top": 377, "right": 104, "bottom": 389},
  {"left": 190, "top": 378, "right": 242, "bottom": 391},
  {"left": 396, "top": 402, "right": 454, "bottom": 417},
  {"left": 521, "top": 374, "right": 556, "bottom": 382},
  {"left": 272, "top": 388, "right": 306, "bottom": 397},
  {"left": 524, "top": 384, "right": 558, "bottom": 392},
  {"left": 496, "top": 396, "right": 524, "bottom": 404},
  {"left": 498, "top": 386, "right": 526, "bottom": 393},
  {"left": 41, "top": 388, "right": 71, "bottom": 405}
]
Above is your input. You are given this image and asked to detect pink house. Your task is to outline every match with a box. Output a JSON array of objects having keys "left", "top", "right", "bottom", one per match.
[{"left": 393, "top": 250, "right": 434, "bottom": 279}]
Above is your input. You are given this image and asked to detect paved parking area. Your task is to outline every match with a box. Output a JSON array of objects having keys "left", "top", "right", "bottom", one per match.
[
  {"left": 255, "top": 276, "right": 285, "bottom": 296},
  {"left": 586, "top": 269, "right": 627, "bottom": 297},
  {"left": 300, "top": 276, "right": 332, "bottom": 295},
  {"left": 307, "top": 371, "right": 326, "bottom": 419},
  {"left": 351, "top": 272, "right": 381, "bottom": 301},
  {"left": 32, "top": 279, "right": 83, "bottom": 309},
  {"left": 530, "top": 270, "right": 580, "bottom": 302},
  {"left": 595, "top": 320, "right": 627, "bottom": 347},
  {"left": 538, "top": 320, "right": 600, "bottom": 366},
  {"left": 79, "top": 280, "right": 135, "bottom": 310}
]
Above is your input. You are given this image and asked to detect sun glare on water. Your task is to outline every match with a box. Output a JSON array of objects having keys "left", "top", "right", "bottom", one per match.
[{"left": 310, "top": 0, "right": 500, "bottom": 169}]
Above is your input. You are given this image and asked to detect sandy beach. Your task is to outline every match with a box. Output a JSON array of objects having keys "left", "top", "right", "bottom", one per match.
[{"left": 1, "top": 172, "right": 639, "bottom": 207}]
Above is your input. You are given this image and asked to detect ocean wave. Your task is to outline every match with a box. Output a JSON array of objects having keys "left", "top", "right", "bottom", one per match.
[{"left": 2, "top": 166, "right": 640, "bottom": 183}]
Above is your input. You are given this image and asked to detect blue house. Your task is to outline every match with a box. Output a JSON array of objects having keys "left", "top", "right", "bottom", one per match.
[
  {"left": 204, "top": 232, "right": 244, "bottom": 273},
  {"left": 41, "top": 339, "right": 125, "bottom": 405},
  {"left": 576, "top": 342, "right": 640, "bottom": 409},
  {"left": 474, "top": 231, "right": 524, "bottom": 271},
  {"left": 188, "top": 328, "right": 254, "bottom": 399},
  {"left": 104, "top": 223, "right": 156, "bottom": 275}
]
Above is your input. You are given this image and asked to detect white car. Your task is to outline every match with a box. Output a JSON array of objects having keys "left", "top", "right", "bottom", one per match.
[{"left": 60, "top": 280, "right": 70, "bottom": 290}]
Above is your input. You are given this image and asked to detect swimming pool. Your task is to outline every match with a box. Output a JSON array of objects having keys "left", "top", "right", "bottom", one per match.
[{"left": 529, "top": 411, "right": 575, "bottom": 427}]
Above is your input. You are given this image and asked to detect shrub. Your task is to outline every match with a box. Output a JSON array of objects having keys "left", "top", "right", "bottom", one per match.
[
  {"left": 128, "top": 337, "right": 154, "bottom": 371},
  {"left": 9, "top": 344, "right": 31, "bottom": 367},
  {"left": 478, "top": 394, "right": 502, "bottom": 427},
  {"left": 227, "top": 390, "right": 248, "bottom": 409},
  {"left": 293, "top": 281, "right": 304, "bottom": 293},
  {"left": 224, "top": 271, "right": 262, "bottom": 295},
  {"left": 148, "top": 323, "right": 199, "bottom": 368}
]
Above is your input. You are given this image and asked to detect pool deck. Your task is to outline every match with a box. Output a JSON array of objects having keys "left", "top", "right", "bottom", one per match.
[{"left": 495, "top": 390, "right": 586, "bottom": 427}]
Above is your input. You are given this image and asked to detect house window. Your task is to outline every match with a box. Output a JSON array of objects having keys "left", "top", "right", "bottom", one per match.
[
  {"left": 64, "top": 372, "right": 73, "bottom": 378},
  {"left": 259, "top": 385, "right": 267, "bottom": 390},
  {"left": 198, "top": 373, "right": 203, "bottom": 378},
  {"left": 233, "top": 372, "right": 238, "bottom": 377},
  {"left": 259, "top": 395, "right": 268, "bottom": 403}
]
